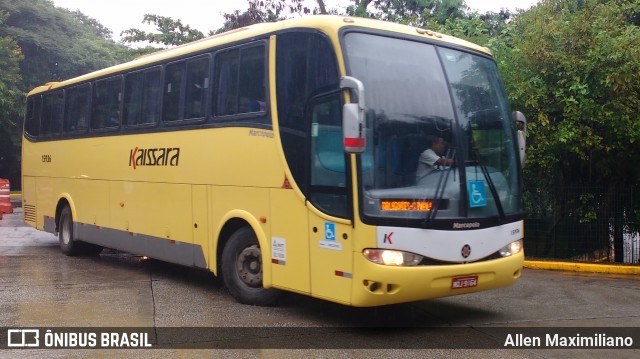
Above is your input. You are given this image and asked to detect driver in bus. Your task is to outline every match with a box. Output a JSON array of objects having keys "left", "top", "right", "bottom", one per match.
[{"left": 416, "top": 135, "right": 455, "bottom": 180}]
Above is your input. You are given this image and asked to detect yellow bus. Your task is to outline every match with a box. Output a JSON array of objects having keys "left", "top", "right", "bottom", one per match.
[{"left": 22, "top": 15, "right": 526, "bottom": 307}]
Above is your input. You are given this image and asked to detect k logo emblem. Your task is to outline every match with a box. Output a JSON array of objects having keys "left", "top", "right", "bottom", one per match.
[{"left": 461, "top": 244, "right": 471, "bottom": 259}]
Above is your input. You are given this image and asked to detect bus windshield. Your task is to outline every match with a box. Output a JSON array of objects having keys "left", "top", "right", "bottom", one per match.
[{"left": 344, "top": 32, "right": 522, "bottom": 223}]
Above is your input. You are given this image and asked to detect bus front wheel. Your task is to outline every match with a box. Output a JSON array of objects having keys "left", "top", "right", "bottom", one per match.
[{"left": 221, "top": 227, "right": 280, "bottom": 306}]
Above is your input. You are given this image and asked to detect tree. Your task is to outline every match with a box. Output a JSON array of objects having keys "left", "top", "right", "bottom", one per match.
[
  {"left": 499, "top": 0, "right": 640, "bottom": 260},
  {"left": 0, "top": 10, "right": 23, "bottom": 184},
  {"left": 215, "top": 0, "right": 316, "bottom": 34},
  {"left": 0, "top": 0, "right": 130, "bottom": 90},
  {"left": 0, "top": 0, "right": 131, "bottom": 189},
  {"left": 71, "top": 10, "right": 113, "bottom": 39},
  {"left": 121, "top": 14, "right": 205, "bottom": 46},
  {"left": 346, "top": 0, "right": 469, "bottom": 27},
  {"left": 0, "top": 11, "right": 22, "bottom": 128},
  {"left": 504, "top": 0, "right": 640, "bottom": 188}
]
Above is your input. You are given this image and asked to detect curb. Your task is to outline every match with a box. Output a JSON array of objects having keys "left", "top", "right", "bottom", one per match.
[{"left": 524, "top": 260, "right": 640, "bottom": 275}]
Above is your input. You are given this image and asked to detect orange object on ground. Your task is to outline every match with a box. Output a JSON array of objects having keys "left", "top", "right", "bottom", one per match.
[{"left": 0, "top": 179, "right": 13, "bottom": 214}]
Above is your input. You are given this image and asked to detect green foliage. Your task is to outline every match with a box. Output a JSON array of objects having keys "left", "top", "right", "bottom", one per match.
[
  {"left": 0, "top": 10, "right": 24, "bottom": 181},
  {"left": 215, "top": 0, "right": 315, "bottom": 34},
  {"left": 0, "top": 11, "right": 23, "bottom": 128},
  {"left": 71, "top": 9, "right": 112, "bottom": 39},
  {"left": 0, "top": 0, "right": 130, "bottom": 187},
  {"left": 502, "top": 0, "right": 640, "bottom": 188},
  {"left": 495, "top": 0, "right": 640, "bottom": 244},
  {"left": 121, "top": 14, "right": 205, "bottom": 46},
  {"left": 347, "top": 0, "right": 469, "bottom": 27},
  {"left": 348, "top": 1, "right": 513, "bottom": 48},
  {"left": 0, "top": 0, "right": 130, "bottom": 90}
]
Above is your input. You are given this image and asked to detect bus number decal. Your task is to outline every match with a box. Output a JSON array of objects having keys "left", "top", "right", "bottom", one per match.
[
  {"left": 42, "top": 155, "right": 52, "bottom": 163},
  {"left": 129, "top": 147, "right": 180, "bottom": 170}
]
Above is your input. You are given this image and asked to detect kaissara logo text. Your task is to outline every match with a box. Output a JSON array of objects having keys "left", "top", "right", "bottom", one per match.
[{"left": 129, "top": 147, "right": 180, "bottom": 170}]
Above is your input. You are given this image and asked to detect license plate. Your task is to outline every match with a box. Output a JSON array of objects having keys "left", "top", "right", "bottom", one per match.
[{"left": 451, "top": 275, "right": 478, "bottom": 289}]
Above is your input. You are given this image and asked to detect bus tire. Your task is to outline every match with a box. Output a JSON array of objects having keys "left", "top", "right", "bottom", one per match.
[
  {"left": 58, "top": 206, "right": 102, "bottom": 256},
  {"left": 58, "top": 206, "right": 81, "bottom": 256},
  {"left": 221, "top": 227, "right": 280, "bottom": 306}
]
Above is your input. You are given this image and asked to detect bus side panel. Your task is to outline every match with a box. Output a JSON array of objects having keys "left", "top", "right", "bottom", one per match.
[
  {"left": 70, "top": 179, "right": 109, "bottom": 228},
  {"left": 36, "top": 177, "right": 56, "bottom": 232},
  {"left": 192, "top": 185, "right": 210, "bottom": 269},
  {"left": 210, "top": 186, "right": 270, "bottom": 278},
  {"left": 269, "top": 188, "right": 310, "bottom": 294},
  {"left": 22, "top": 176, "right": 37, "bottom": 227},
  {"left": 109, "top": 181, "right": 194, "bottom": 261}
]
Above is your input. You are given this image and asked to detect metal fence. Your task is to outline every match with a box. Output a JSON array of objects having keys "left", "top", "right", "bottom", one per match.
[{"left": 524, "top": 185, "right": 640, "bottom": 264}]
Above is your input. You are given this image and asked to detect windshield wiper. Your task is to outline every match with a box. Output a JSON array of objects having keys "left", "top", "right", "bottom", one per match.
[
  {"left": 472, "top": 148, "right": 506, "bottom": 220},
  {"left": 424, "top": 148, "right": 456, "bottom": 224}
]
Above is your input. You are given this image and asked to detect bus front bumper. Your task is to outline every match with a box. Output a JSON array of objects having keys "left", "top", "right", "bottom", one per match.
[{"left": 350, "top": 250, "right": 524, "bottom": 307}]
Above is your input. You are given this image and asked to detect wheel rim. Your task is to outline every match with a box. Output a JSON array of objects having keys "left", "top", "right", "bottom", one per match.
[
  {"left": 235, "top": 245, "right": 262, "bottom": 288},
  {"left": 61, "top": 216, "right": 71, "bottom": 245}
]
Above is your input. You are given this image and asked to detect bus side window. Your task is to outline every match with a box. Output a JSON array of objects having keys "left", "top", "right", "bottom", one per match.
[
  {"left": 309, "top": 94, "right": 349, "bottom": 218},
  {"left": 238, "top": 45, "right": 266, "bottom": 113},
  {"left": 92, "top": 77, "right": 122, "bottom": 130},
  {"left": 311, "top": 96, "right": 344, "bottom": 176},
  {"left": 184, "top": 56, "right": 209, "bottom": 120},
  {"left": 214, "top": 48, "right": 239, "bottom": 116},
  {"left": 276, "top": 31, "right": 340, "bottom": 203},
  {"left": 213, "top": 43, "right": 266, "bottom": 118},
  {"left": 124, "top": 71, "right": 145, "bottom": 126},
  {"left": 64, "top": 84, "right": 91, "bottom": 133},
  {"left": 41, "top": 91, "right": 64, "bottom": 136},
  {"left": 126, "top": 67, "right": 161, "bottom": 126},
  {"left": 25, "top": 96, "right": 42, "bottom": 138},
  {"left": 163, "top": 61, "right": 185, "bottom": 122},
  {"left": 143, "top": 68, "right": 162, "bottom": 124}
]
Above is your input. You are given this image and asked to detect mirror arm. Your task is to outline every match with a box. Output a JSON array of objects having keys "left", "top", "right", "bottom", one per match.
[{"left": 340, "top": 76, "right": 365, "bottom": 110}]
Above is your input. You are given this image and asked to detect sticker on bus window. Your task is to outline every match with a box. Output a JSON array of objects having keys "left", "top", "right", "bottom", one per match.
[
  {"left": 468, "top": 180, "right": 487, "bottom": 208},
  {"left": 271, "top": 237, "right": 286, "bottom": 265}
]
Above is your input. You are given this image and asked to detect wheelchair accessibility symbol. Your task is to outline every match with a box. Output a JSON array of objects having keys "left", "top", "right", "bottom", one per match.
[
  {"left": 324, "top": 222, "right": 336, "bottom": 241},
  {"left": 468, "top": 180, "right": 487, "bottom": 208}
]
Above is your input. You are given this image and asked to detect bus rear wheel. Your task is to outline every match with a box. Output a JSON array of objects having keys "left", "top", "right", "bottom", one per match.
[
  {"left": 221, "top": 227, "right": 280, "bottom": 306},
  {"left": 58, "top": 206, "right": 102, "bottom": 256}
]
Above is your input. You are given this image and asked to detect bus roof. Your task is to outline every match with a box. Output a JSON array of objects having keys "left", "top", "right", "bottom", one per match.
[{"left": 28, "top": 15, "right": 491, "bottom": 96}]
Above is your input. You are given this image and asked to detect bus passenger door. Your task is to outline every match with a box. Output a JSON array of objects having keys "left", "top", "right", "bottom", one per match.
[
  {"left": 308, "top": 214, "right": 353, "bottom": 305},
  {"left": 307, "top": 94, "right": 354, "bottom": 305}
]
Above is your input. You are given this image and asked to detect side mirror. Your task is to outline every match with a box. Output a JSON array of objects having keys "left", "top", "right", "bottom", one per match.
[
  {"left": 340, "top": 76, "right": 366, "bottom": 153},
  {"left": 513, "top": 111, "right": 527, "bottom": 167}
]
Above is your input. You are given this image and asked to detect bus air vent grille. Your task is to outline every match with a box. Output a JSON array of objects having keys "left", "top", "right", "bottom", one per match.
[{"left": 23, "top": 204, "right": 36, "bottom": 223}]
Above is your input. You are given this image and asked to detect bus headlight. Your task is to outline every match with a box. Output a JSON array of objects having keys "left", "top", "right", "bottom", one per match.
[
  {"left": 363, "top": 249, "right": 423, "bottom": 266},
  {"left": 499, "top": 240, "right": 523, "bottom": 257}
]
